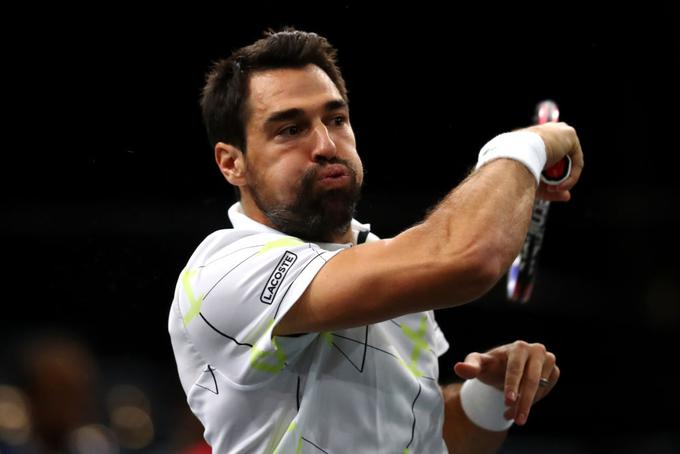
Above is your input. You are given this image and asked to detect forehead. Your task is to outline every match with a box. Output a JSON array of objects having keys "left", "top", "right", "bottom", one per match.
[{"left": 247, "top": 64, "right": 343, "bottom": 123}]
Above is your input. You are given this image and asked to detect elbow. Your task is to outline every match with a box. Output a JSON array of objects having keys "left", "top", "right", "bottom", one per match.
[
  {"left": 450, "top": 242, "right": 507, "bottom": 301},
  {"left": 467, "top": 250, "right": 505, "bottom": 298},
  {"left": 398, "top": 225, "right": 514, "bottom": 306}
]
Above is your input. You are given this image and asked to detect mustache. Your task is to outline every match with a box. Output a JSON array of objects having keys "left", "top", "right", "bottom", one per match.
[{"left": 303, "top": 158, "right": 357, "bottom": 183}]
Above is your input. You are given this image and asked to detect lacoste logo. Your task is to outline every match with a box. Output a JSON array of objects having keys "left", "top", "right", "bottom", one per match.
[{"left": 260, "top": 251, "right": 297, "bottom": 304}]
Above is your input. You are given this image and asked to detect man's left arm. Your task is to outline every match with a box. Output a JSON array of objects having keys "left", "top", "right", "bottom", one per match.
[
  {"left": 440, "top": 341, "right": 560, "bottom": 453},
  {"left": 441, "top": 383, "right": 508, "bottom": 453}
]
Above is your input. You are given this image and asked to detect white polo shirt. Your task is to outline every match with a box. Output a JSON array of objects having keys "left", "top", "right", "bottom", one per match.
[{"left": 169, "top": 202, "right": 450, "bottom": 453}]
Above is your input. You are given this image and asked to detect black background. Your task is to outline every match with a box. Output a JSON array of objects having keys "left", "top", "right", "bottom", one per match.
[{"left": 3, "top": 3, "right": 680, "bottom": 453}]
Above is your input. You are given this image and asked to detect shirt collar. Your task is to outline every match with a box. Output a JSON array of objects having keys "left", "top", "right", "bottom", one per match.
[{"left": 227, "top": 201, "right": 371, "bottom": 247}]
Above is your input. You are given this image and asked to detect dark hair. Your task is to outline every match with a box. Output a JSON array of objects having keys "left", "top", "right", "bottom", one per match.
[{"left": 200, "top": 28, "right": 349, "bottom": 152}]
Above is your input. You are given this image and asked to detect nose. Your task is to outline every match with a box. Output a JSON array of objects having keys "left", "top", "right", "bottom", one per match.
[{"left": 310, "top": 122, "right": 337, "bottom": 162}]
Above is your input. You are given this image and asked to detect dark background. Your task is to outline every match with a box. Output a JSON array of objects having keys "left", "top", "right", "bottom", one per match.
[{"left": 3, "top": 3, "right": 679, "bottom": 453}]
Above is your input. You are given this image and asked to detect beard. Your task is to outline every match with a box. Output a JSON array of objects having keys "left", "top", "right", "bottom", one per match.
[{"left": 248, "top": 158, "right": 362, "bottom": 242}]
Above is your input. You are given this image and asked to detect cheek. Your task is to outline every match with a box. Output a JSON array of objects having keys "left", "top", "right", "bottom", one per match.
[
  {"left": 265, "top": 162, "right": 306, "bottom": 196},
  {"left": 352, "top": 151, "right": 363, "bottom": 177},
  {"left": 345, "top": 150, "right": 364, "bottom": 184},
  {"left": 336, "top": 131, "right": 362, "bottom": 178}
]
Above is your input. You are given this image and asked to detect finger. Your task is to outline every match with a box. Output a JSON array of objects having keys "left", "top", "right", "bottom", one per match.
[
  {"left": 540, "top": 352, "right": 556, "bottom": 381},
  {"left": 513, "top": 351, "right": 544, "bottom": 425},
  {"left": 503, "top": 343, "right": 529, "bottom": 406},
  {"left": 453, "top": 352, "right": 485, "bottom": 380},
  {"left": 536, "top": 186, "right": 571, "bottom": 202},
  {"left": 504, "top": 353, "right": 560, "bottom": 421},
  {"left": 549, "top": 364, "right": 561, "bottom": 386},
  {"left": 542, "top": 364, "right": 560, "bottom": 395},
  {"left": 535, "top": 352, "right": 557, "bottom": 402},
  {"left": 569, "top": 134, "right": 584, "bottom": 180},
  {"left": 556, "top": 135, "right": 584, "bottom": 192}
]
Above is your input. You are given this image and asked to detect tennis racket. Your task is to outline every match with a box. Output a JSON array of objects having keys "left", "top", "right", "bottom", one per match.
[{"left": 507, "top": 100, "right": 571, "bottom": 303}]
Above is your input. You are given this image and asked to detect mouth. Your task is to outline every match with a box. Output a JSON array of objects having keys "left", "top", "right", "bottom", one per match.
[{"left": 317, "top": 164, "right": 350, "bottom": 181}]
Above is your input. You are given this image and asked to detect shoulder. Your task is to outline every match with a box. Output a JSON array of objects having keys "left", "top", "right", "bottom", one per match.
[
  {"left": 184, "top": 229, "right": 309, "bottom": 268},
  {"left": 181, "top": 229, "right": 346, "bottom": 303}
]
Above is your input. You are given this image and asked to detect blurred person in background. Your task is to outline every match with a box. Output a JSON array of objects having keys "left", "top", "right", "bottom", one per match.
[{"left": 7, "top": 332, "right": 98, "bottom": 454}]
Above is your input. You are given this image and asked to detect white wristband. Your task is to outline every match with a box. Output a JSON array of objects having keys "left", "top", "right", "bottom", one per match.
[
  {"left": 475, "top": 131, "right": 547, "bottom": 185},
  {"left": 460, "top": 378, "right": 514, "bottom": 432}
]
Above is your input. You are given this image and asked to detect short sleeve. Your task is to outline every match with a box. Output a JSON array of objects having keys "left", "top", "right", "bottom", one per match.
[
  {"left": 177, "top": 232, "right": 346, "bottom": 387},
  {"left": 429, "top": 310, "right": 450, "bottom": 357}
]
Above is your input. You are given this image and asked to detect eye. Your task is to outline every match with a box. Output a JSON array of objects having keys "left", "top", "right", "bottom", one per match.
[
  {"left": 279, "top": 125, "right": 301, "bottom": 137},
  {"left": 331, "top": 115, "right": 347, "bottom": 126}
]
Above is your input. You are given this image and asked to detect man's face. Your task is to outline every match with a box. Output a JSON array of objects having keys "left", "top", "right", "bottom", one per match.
[{"left": 241, "top": 64, "right": 363, "bottom": 242}]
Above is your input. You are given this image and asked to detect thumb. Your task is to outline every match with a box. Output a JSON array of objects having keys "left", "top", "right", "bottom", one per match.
[{"left": 454, "top": 352, "right": 486, "bottom": 380}]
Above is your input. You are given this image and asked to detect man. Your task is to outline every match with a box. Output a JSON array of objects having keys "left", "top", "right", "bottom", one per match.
[{"left": 169, "top": 29, "right": 583, "bottom": 453}]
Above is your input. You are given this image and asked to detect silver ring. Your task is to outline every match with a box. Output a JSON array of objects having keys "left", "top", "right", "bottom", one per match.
[{"left": 539, "top": 378, "right": 552, "bottom": 388}]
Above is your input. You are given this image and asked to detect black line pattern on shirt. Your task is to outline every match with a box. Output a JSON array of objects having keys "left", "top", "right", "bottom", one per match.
[
  {"left": 296, "top": 375, "right": 301, "bottom": 411},
  {"left": 194, "top": 247, "right": 325, "bottom": 351},
  {"left": 200, "top": 244, "right": 264, "bottom": 268},
  {"left": 197, "top": 259, "right": 438, "bottom": 383},
  {"left": 202, "top": 250, "right": 261, "bottom": 299},
  {"left": 329, "top": 326, "right": 369, "bottom": 373},
  {"left": 272, "top": 250, "right": 327, "bottom": 319},
  {"left": 332, "top": 333, "right": 393, "bottom": 358},
  {"left": 405, "top": 382, "right": 422, "bottom": 450},
  {"left": 330, "top": 333, "right": 436, "bottom": 381},
  {"left": 199, "top": 313, "right": 253, "bottom": 347},
  {"left": 301, "top": 437, "right": 330, "bottom": 453},
  {"left": 195, "top": 365, "right": 219, "bottom": 395},
  {"left": 186, "top": 234, "right": 438, "bottom": 451},
  {"left": 308, "top": 244, "right": 329, "bottom": 263},
  {"left": 197, "top": 310, "right": 435, "bottom": 383}
]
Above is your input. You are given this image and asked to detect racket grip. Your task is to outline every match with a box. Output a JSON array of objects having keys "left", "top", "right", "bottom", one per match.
[{"left": 541, "top": 156, "right": 571, "bottom": 185}]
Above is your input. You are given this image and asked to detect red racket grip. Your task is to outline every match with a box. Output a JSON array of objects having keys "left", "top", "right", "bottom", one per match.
[{"left": 541, "top": 155, "right": 572, "bottom": 185}]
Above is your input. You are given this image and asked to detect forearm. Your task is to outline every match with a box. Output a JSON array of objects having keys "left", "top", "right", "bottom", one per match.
[
  {"left": 399, "top": 158, "right": 536, "bottom": 289},
  {"left": 441, "top": 383, "right": 508, "bottom": 454}
]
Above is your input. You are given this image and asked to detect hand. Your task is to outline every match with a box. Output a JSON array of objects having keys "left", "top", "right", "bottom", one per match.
[
  {"left": 453, "top": 341, "right": 560, "bottom": 426},
  {"left": 525, "top": 122, "right": 584, "bottom": 202}
]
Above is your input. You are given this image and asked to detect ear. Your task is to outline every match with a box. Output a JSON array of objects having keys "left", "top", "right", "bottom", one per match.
[{"left": 215, "top": 142, "right": 246, "bottom": 187}]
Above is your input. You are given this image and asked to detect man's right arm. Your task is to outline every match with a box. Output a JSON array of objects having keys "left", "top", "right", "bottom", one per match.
[{"left": 274, "top": 123, "right": 583, "bottom": 335}]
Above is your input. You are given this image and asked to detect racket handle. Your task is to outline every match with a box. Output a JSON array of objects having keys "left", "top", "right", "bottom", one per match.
[
  {"left": 541, "top": 156, "right": 572, "bottom": 186},
  {"left": 508, "top": 99, "right": 570, "bottom": 303},
  {"left": 507, "top": 199, "right": 550, "bottom": 302}
]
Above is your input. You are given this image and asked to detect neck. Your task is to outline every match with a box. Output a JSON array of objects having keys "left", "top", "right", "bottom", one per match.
[
  {"left": 239, "top": 196, "right": 355, "bottom": 245},
  {"left": 330, "top": 225, "right": 354, "bottom": 244}
]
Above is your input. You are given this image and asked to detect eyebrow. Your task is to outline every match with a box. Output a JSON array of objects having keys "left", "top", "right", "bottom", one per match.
[{"left": 264, "top": 99, "right": 348, "bottom": 127}]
